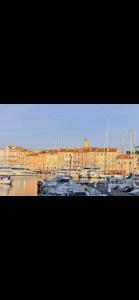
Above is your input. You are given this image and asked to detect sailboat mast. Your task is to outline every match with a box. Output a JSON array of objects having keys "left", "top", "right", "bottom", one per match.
[
  {"left": 106, "top": 120, "right": 110, "bottom": 176},
  {"left": 133, "top": 129, "right": 136, "bottom": 175},
  {"left": 120, "top": 130, "right": 124, "bottom": 176},
  {"left": 57, "top": 133, "right": 60, "bottom": 174},
  {"left": 130, "top": 129, "right": 133, "bottom": 174}
]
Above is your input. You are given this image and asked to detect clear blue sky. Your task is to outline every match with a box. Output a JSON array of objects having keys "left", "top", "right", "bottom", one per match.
[{"left": 0, "top": 104, "right": 138, "bottom": 150}]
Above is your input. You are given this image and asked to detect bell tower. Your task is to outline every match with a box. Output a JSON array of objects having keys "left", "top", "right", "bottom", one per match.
[{"left": 83, "top": 139, "right": 90, "bottom": 149}]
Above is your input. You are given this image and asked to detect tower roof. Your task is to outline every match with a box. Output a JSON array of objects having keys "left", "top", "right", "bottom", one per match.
[{"left": 83, "top": 139, "right": 90, "bottom": 149}]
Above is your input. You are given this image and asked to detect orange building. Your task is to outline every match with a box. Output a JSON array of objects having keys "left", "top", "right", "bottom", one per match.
[
  {"left": 7, "top": 146, "right": 27, "bottom": 165},
  {"left": 116, "top": 154, "right": 139, "bottom": 175},
  {"left": 0, "top": 148, "right": 7, "bottom": 163},
  {"left": 2, "top": 139, "right": 139, "bottom": 175},
  {"left": 25, "top": 152, "right": 39, "bottom": 170}
]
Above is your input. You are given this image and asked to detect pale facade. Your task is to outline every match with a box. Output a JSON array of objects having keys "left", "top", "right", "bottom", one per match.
[
  {"left": 90, "top": 148, "right": 122, "bottom": 173},
  {"left": 7, "top": 146, "right": 27, "bottom": 165},
  {"left": 25, "top": 153, "right": 39, "bottom": 170},
  {"left": 0, "top": 148, "right": 7, "bottom": 163},
  {"left": 116, "top": 154, "right": 139, "bottom": 175},
  {"left": 0, "top": 139, "right": 138, "bottom": 175}
]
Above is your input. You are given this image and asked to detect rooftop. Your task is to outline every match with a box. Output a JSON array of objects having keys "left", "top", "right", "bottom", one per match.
[{"left": 116, "top": 154, "right": 133, "bottom": 159}]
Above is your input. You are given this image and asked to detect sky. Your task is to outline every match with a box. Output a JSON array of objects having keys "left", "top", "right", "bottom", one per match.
[{"left": 0, "top": 104, "right": 139, "bottom": 150}]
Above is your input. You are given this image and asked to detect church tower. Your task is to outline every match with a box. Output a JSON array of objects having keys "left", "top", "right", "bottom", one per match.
[{"left": 83, "top": 139, "right": 90, "bottom": 149}]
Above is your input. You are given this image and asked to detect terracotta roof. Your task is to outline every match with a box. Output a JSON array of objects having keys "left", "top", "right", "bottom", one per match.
[
  {"left": 8, "top": 145, "right": 25, "bottom": 150},
  {"left": 26, "top": 153, "right": 38, "bottom": 157},
  {"left": 24, "top": 147, "right": 120, "bottom": 154},
  {"left": 59, "top": 149, "right": 83, "bottom": 153},
  {"left": 37, "top": 151, "right": 47, "bottom": 155},
  {"left": 47, "top": 150, "right": 58, "bottom": 154},
  {"left": 89, "top": 147, "right": 118, "bottom": 153},
  {"left": 116, "top": 154, "right": 133, "bottom": 159}
]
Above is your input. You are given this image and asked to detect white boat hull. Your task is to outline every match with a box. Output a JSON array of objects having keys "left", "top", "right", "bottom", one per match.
[{"left": 0, "top": 179, "right": 12, "bottom": 185}]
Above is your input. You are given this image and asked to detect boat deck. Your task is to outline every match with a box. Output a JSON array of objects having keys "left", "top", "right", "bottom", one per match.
[{"left": 96, "top": 185, "right": 134, "bottom": 196}]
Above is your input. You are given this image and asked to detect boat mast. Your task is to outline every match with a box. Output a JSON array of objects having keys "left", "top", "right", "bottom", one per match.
[
  {"left": 57, "top": 133, "right": 60, "bottom": 175},
  {"left": 106, "top": 119, "right": 110, "bottom": 176},
  {"left": 130, "top": 129, "right": 133, "bottom": 174},
  {"left": 120, "top": 130, "right": 124, "bottom": 176},
  {"left": 133, "top": 129, "right": 136, "bottom": 175},
  {"left": 69, "top": 154, "right": 72, "bottom": 177}
]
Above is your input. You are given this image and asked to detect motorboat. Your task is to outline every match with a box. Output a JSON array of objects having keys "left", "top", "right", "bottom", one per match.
[
  {"left": 134, "top": 174, "right": 139, "bottom": 187},
  {"left": 84, "top": 186, "right": 107, "bottom": 196},
  {"left": 55, "top": 169, "right": 80, "bottom": 179},
  {"left": 37, "top": 175, "right": 108, "bottom": 197},
  {"left": 127, "top": 176, "right": 139, "bottom": 194},
  {"left": 123, "top": 186, "right": 133, "bottom": 192},
  {"left": 0, "top": 166, "right": 14, "bottom": 176},
  {"left": 109, "top": 173, "right": 138, "bottom": 192},
  {"left": 0, "top": 165, "right": 37, "bottom": 176},
  {"left": 0, "top": 176, "right": 12, "bottom": 185},
  {"left": 10, "top": 166, "right": 37, "bottom": 176},
  {"left": 118, "top": 174, "right": 133, "bottom": 189},
  {"left": 88, "top": 167, "right": 106, "bottom": 179},
  {"left": 79, "top": 168, "right": 91, "bottom": 178}
]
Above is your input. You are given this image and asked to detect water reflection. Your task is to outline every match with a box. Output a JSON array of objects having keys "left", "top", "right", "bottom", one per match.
[
  {"left": 0, "top": 175, "right": 104, "bottom": 196},
  {"left": 0, "top": 176, "right": 38, "bottom": 196}
]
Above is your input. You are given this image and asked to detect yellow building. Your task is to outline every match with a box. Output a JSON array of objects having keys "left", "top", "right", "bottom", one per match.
[
  {"left": 7, "top": 146, "right": 26, "bottom": 165},
  {"left": 116, "top": 154, "right": 139, "bottom": 175},
  {"left": 25, "top": 152, "right": 39, "bottom": 170},
  {"left": 89, "top": 148, "right": 122, "bottom": 173},
  {"left": 1, "top": 139, "right": 139, "bottom": 175},
  {"left": 0, "top": 148, "right": 7, "bottom": 163}
]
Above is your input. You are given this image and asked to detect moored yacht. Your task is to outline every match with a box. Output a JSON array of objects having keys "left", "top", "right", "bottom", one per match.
[
  {"left": 88, "top": 167, "right": 106, "bottom": 179},
  {"left": 79, "top": 167, "right": 91, "bottom": 178},
  {"left": 0, "top": 165, "right": 37, "bottom": 176},
  {"left": 0, "top": 176, "right": 12, "bottom": 185},
  {"left": 10, "top": 166, "right": 37, "bottom": 176},
  {"left": 37, "top": 175, "right": 107, "bottom": 196},
  {"left": 0, "top": 166, "right": 14, "bottom": 176}
]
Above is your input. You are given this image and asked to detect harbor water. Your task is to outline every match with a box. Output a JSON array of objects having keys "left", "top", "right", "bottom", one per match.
[
  {"left": 0, "top": 175, "right": 135, "bottom": 197},
  {"left": 0, "top": 176, "right": 39, "bottom": 196},
  {"left": 0, "top": 175, "right": 104, "bottom": 196}
]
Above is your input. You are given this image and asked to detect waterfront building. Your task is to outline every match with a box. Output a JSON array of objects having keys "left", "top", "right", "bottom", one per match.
[
  {"left": 37, "top": 150, "right": 58, "bottom": 171},
  {"left": 90, "top": 148, "right": 122, "bottom": 173},
  {"left": 25, "top": 152, "right": 39, "bottom": 170},
  {"left": 7, "top": 146, "right": 27, "bottom": 165},
  {"left": 116, "top": 154, "right": 139, "bottom": 175},
  {"left": 0, "top": 148, "right": 7, "bottom": 164},
  {"left": 1, "top": 139, "right": 139, "bottom": 175}
]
